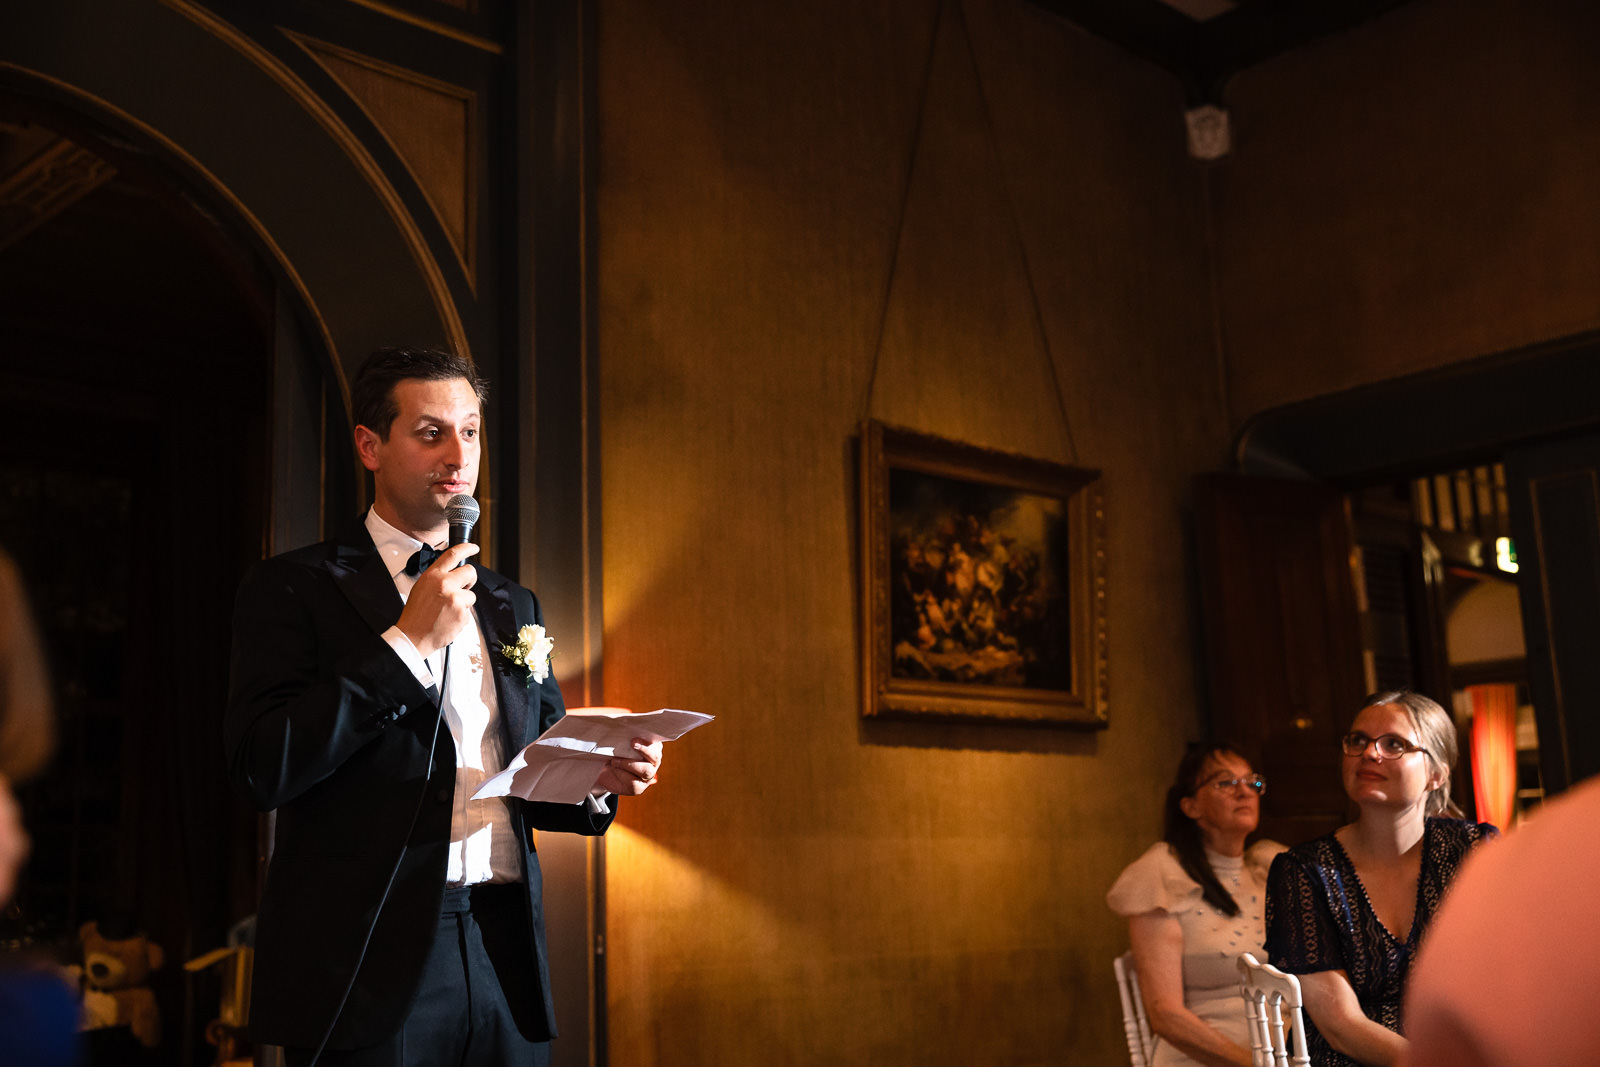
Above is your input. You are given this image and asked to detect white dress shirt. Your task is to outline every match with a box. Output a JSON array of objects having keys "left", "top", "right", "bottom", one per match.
[{"left": 366, "top": 509, "right": 521, "bottom": 887}]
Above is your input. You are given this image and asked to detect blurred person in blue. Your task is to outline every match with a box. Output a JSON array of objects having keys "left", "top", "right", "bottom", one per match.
[{"left": 0, "top": 545, "right": 81, "bottom": 1067}]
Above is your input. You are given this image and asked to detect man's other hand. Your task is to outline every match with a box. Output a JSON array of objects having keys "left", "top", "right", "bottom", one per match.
[{"left": 594, "top": 738, "right": 664, "bottom": 797}]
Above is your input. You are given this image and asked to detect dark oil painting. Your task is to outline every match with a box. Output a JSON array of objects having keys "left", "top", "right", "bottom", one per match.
[{"left": 887, "top": 466, "right": 1070, "bottom": 690}]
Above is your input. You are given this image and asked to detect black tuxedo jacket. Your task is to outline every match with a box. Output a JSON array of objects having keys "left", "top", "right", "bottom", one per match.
[{"left": 223, "top": 520, "right": 612, "bottom": 1051}]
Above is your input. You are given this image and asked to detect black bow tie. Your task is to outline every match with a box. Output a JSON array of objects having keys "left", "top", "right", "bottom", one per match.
[{"left": 404, "top": 544, "right": 443, "bottom": 577}]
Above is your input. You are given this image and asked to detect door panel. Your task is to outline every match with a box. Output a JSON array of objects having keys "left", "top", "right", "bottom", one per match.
[
  {"left": 1505, "top": 434, "right": 1600, "bottom": 796},
  {"left": 1196, "top": 475, "right": 1367, "bottom": 846}
]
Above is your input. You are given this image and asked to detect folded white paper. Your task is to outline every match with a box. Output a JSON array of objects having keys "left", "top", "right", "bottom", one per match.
[{"left": 471, "top": 707, "right": 713, "bottom": 804}]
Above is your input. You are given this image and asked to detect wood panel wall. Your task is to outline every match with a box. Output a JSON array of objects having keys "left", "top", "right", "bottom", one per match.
[{"left": 1214, "top": 0, "right": 1600, "bottom": 426}]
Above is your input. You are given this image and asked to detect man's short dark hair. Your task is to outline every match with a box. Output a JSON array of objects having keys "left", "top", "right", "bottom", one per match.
[{"left": 351, "top": 346, "right": 490, "bottom": 440}]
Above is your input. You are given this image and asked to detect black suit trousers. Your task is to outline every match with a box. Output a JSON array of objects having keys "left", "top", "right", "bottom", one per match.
[{"left": 282, "top": 884, "right": 551, "bottom": 1067}]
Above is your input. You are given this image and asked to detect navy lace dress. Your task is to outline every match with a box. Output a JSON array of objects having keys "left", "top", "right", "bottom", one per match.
[{"left": 1264, "top": 817, "right": 1496, "bottom": 1067}]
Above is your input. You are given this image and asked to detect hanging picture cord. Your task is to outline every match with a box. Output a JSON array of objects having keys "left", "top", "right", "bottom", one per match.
[
  {"left": 858, "top": 0, "right": 947, "bottom": 427},
  {"left": 859, "top": 0, "right": 1079, "bottom": 466},
  {"left": 955, "top": 0, "right": 1078, "bottom": 463}
]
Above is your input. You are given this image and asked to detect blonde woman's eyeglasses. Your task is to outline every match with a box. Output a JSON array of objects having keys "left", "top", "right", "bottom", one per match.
[{"left": 1341, "top": 732, "right": 1429, "bottom": 760}]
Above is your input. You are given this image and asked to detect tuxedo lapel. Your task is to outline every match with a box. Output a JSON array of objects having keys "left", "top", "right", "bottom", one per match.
[
  {"left": 475, "top": 567, "right": 534, "bottom": 747},
  {"left": 325, "top": 525, "right": 406, "bottom": 635}
]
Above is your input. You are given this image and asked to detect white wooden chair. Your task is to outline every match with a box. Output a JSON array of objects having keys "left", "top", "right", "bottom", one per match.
[
  {"left": 1113, "top": 951, "right": 1155, "bottom": 1067},
  {"left": 1237, "top": 952, "right": 1311, "bottom": 1067}
]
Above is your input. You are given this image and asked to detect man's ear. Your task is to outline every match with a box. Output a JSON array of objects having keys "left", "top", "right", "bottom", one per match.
[{"left": 353, "top": 425, "right": 383, "bottom": 472}]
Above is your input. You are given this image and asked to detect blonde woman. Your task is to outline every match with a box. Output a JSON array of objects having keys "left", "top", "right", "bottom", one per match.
[{"left": 1266, "top": 691, "right": 1496, "bottom": 1066}]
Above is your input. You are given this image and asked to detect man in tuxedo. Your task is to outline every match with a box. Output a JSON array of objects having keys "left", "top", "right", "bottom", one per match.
[{"left": 225, "top": 347, "right": 661, "bottom": 1066}]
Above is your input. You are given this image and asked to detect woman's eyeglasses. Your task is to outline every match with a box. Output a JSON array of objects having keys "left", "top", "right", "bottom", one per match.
[
  {"left": 1341, "top": 731, "right": 1429, "bottom": 760},
  {"left": 1206, "top": 774, "right": 1267, "bottom": 796}
]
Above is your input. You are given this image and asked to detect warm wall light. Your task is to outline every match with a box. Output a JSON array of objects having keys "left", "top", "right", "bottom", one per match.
[{"left": 603, "top": 823, "right": 789, "bottom": 959}]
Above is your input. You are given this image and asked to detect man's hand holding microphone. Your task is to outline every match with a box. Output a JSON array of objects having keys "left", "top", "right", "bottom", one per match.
[{"left": 396, "top": 542, "right": 480, "bottom": 658}]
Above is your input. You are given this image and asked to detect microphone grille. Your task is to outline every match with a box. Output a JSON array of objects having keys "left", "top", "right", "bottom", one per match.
[{"left": 444, "top": 494, "right": 480, "bottom": 526}]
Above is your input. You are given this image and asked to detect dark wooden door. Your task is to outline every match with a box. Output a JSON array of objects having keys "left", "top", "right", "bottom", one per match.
[
  {"left": 1196, "top": 475, "right": 1368, "bottom": 846},
  {"left": 1505, "top": 434, "right": 1600, "bottom": 796}
]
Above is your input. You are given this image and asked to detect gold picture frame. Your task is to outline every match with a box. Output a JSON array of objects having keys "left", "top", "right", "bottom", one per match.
[{"left": 860, "top": 420, "right": 1107, "bottom": 726}]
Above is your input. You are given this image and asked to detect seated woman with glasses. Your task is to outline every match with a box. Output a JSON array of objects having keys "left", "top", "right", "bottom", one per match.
[
  {"left": 1265, "top": 691, "right": 1497, "bottom": 1066},
  {"left": 1107, "top": 745, "right": 1284, "bottom": 1066}
]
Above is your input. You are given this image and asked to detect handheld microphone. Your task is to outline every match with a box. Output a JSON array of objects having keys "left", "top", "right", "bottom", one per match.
[{"left": 445, "top": 494, "right": 480, "bottom": 550}]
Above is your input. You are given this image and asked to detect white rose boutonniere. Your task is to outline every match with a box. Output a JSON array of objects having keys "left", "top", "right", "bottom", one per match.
[{"left": 498, "top": 624, "right": 554, "bottom": 685}]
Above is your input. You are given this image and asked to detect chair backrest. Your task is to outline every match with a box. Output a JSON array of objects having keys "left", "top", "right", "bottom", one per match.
[
  {"left": 1113, "top": 951, "right": 1155, "bottom": 1067},
  {"left": 1237, "top": 952, "right": 1311, "bottom": 1067}
]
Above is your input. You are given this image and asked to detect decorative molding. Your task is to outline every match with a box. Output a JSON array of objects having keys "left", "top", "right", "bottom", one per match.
[
  {"left": 344, "top": 0, "right": 498, "bottom": 53},
  {"left": 1450, "top": 656, "right": 1527, "bottom": 688},
  {"left": 156, "top": 0, "right": 469, "bottom": 362},
  {"left": 0, "top": 126, "right": 116, "bottom": 253},
  {"left": 288, "top": 31, "right": 477, "bottom": 290},
  {"left": 1088, "top": 479, "right": 1109, "bottom": 720},
  {"left": 0, "top": 63, "right": 346, "bottom": 414}
]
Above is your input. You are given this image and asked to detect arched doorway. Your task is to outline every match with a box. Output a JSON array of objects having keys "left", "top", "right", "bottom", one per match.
[
  {"left": 1201, "top": 334, "right": 1600, "bottom": 848},
  {"left": 1, "top": 4, "right": 604, "bottom": 1061},
  {"left": 0, "top": 90, "right": 345, "bottom": 1064}
]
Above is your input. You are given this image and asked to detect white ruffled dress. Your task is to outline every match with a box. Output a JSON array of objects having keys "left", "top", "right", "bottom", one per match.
[{"left": 1106, "top": 840, "right": 1285, "bottom": 1067}]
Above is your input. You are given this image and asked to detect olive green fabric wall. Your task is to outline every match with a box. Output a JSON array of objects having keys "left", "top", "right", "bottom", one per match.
[{"left": 592, "top": 1, "right": 1222, "bottom": 1062}]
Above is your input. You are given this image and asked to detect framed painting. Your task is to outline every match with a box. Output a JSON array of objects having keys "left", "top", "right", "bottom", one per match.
[{"left": 859, "top": 420, "right": 1107, "bottom": 726}]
